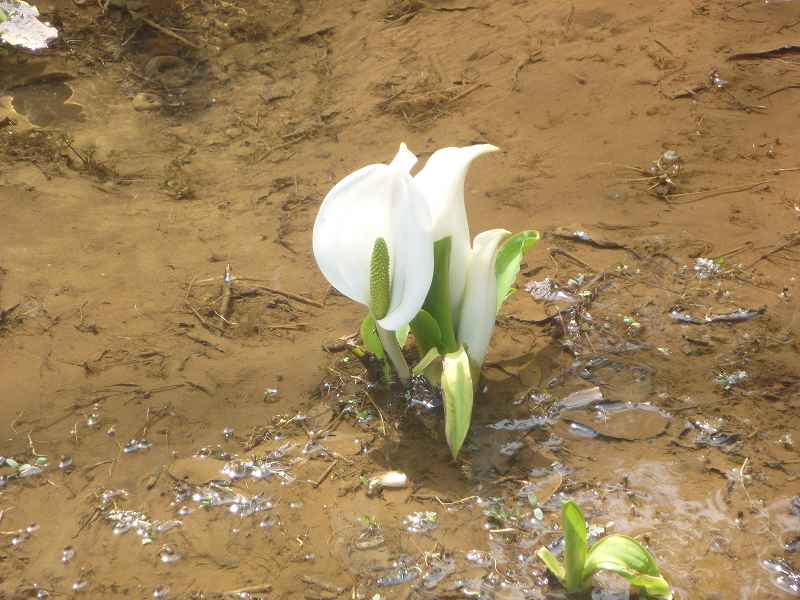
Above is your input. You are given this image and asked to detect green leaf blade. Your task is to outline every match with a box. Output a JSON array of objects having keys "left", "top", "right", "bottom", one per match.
[
  {"left": 585, "top": 534, "right": 672, "bottom": 599},
  {"left": 410, "top": 309, "right": 443, "bottom": 356},
  {"left": 412, "top": 347, "right": 441, "bottom": 376},
  {"left": 495, "top": 230, "right": 540, "bottom": 313},
  {"left": 423, "top": 237, "right": 458, "bottom": 353},
  {"left": 536, "top": 547, "right": 567, "bottom": 586},
  {"left": 360, "top": 314, "right": 385, "bottom": 359},
  {"left": 395, "top": 324, "right": 410, "bottom": 348},
  {"left": 441, "top": 346, "right": 474, "bottom": 459},
  {"left": 562, "top": 500, "right": 589, "bottom": 593}
]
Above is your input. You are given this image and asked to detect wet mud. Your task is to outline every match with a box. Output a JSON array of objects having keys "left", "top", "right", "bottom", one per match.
[{"left": 2, "top": 0, "right": 800, "bottom": 598}]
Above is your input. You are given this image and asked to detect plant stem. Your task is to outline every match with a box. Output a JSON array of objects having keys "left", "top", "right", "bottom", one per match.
[{"left": 376, "top": 324, "right": 410, "bottom": 384}]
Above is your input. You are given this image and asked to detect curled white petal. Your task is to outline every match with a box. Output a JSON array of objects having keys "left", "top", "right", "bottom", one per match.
[
  {"left": 456, "top": 228, "right": 510, "bottom": 367},
  {"left": 312, "top": 156, "right": 433, "bottom": 330},
  {"left": 378, "top": 174, "right": 434, "bottom": 330},
  {"left": 313, "top": 164, "right": 390, "bottom": 304},
  {"left": 389, "top": 142, "right": 418, "bottom": 173},
  {"left": 413, "top": 144, "right": 499, "bottom": 315}
]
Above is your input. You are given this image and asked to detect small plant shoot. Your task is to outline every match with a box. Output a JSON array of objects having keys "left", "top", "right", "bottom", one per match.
[{"left": 537, "top": 501, "right": 672, "bottom": 599}]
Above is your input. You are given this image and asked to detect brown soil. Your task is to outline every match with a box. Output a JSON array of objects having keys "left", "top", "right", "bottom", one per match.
[{"left": 2, "top": 1, "right": 800, "bottom": 598}]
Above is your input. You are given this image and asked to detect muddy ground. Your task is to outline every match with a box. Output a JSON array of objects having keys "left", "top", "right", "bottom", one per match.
[{"left": 2, "top": 0, "right": 800, "bottom": 598}]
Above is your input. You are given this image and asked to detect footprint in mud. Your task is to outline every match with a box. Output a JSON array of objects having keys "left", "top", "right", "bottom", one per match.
[{"left": 144, "top": 55, "right": 193, "bottom": 89}]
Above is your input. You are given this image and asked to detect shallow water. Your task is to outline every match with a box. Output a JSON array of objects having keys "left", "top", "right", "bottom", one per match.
[{"left": 2, "top": 0, "right": 800, "bottom": 598}]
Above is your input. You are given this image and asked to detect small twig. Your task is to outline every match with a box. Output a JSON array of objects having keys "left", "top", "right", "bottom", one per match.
[
  {"left": 84, "top": 460, "right": 113, "bottom": 473},
  {"left": 744, "top": 234, "right": 800, "bottom": 269},
  {"left": 654, "top": 39, "right": 674, "bottom": 56},
  {"left": 364, "top": 392, "right": 387, "bottom": 436},
  {"left": 222, "top": 584, "right": 272, "bottom": 597},
  {"left": 185, "top": 302, "right": 226, "bottom": 334},
  {"left": 667, "top": 180, "right": 771, "bottom": 203},
  {"left": 774, "top": 167, "right": 800, "bottom": 174},
  {"left": 446, "top": 82, "right": 488, "bottom": 104},
  {"left": 183, "top": 333, "right": 225, "bottom": 353},
  {"left": 511, "top": 49, "right": 544, "bottom": 91},
  {"left": 714, "top": 241, "right": 753, "bottom": 260},
  {"left": 185, "top": 274, "right": 197, "bottom": 301},
  {"left": 777, "top": 16, "right": 800, "bottom": 34},
  {"left": 218, "top": 264, "right": 234, "bottom": 327},
  {"left": 129, "top": 10, "right": 203, "bottom": 49},
  {"left": 720, "top": 87, "right": 767, "bottom": 112},
  {"left": 0, "top": 507, "right": 12, "bottom": 524},
  {"left": 435, "top": 495, "right": 480, "bottom": 507},
  {"left": 236, "top": 279, "right": 323, "bottom": 307},
  {"left": 264, "top": 322, "right": 309, "bottom": 330},
  {"left": 312, "top": 459, "right": 338, "bottom": 488},
  {"left": 758, "top": 84, "right": 800, "bottom": 99},
  {"left": 548, "top": 247, "right": 596, "bottom": 271}
]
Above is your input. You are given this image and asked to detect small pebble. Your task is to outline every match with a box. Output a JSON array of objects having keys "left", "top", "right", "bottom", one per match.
[
  {"left": 159, "top": 545, "right": 181, "bottom": 564},
  {"left": 133, "top": 92, "right": 162, "bottom": 112},
  {"left": 62, "top": 546, "right": 76, "bottom": 564}
]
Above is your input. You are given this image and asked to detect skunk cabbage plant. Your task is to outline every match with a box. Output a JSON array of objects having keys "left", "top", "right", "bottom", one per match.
[{"left": 312, "top": 142, "right": 539, "bottom": 457}]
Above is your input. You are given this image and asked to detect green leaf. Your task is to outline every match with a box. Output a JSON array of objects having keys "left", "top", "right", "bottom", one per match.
[
  {"left": 422, "top": 237, "right": 458, "bottom": 353},
  {"left": 562, "top": 500, "right": 589, "bottom": 593},
  {"left": 442, "top": 346, "right": 474, "bottom": 459},
  {"left": 395, "top": 324, "right": 410, "bottom": 348},
  {"left": 536, "top": 547, "right": 566, "bottom": 586},
  {"left": 584, "top": 535, "right": 672, "bottom": 599},
  {"left": 495, "top": 230, "right": 540, "bottom": 313},
  {"left": 360, "top": 314, "right": 394, "bottom": 382},
  {"left": 0, "top": 8, "right": 7, "bottom": 23},
  {"left": 360, "top": 314, "right": 385, "bottom": 359},
  {"left": 410, "top": 309, "right": 443, "bottom": 356},
  {"left": 412, "top": 347, "right": 441, "bottom": 376}
]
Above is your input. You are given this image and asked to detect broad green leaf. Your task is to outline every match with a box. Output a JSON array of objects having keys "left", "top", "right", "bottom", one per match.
[
  {"left": 396, "top": 324, "right": 410, "bottom": 348},
  {"left": 0, "top": 8, "right": 7, "bottom": 23},
  {"left": 442, "top": 346, "right": 473, "bottom": 459},
  {"left": 585, "top": 535, "right": 661, "bottom": 577},
  {"left": 412, "top": 347, "right": 441, "bottom": 376},
  {"left": 562, "top": 500, "right": 589, "bottom": 593},
  {"left": 585, "top": 535, "right": 672, "bottom": 599},
  {"left": 422, "top": 237, "right": 458, "bottom": 353},
  {"left": 495, "top": 230, "right": 540, "bottom": 313},
  {"left": 360, "top": 314, "right": 385, "bottom": 359},
  {"left": 410, "top": 309, "right": 443, "bottom": 356},
  {"left": 536, "top": 547, "right": 566, "bottom": 586}
]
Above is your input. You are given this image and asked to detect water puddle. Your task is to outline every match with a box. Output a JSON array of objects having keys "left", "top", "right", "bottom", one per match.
[{"left": 6, "top": 80, "right": 82, "bottom": 126}]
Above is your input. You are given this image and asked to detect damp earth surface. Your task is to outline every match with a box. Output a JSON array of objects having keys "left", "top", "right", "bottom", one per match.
[{"left": 2, "top": 1, "right": 800, "bottom": 599}]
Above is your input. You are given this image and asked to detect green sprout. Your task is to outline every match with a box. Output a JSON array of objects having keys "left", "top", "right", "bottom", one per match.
[{"left": 536, "top": 501, "right": 672, "bottom": 599}]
